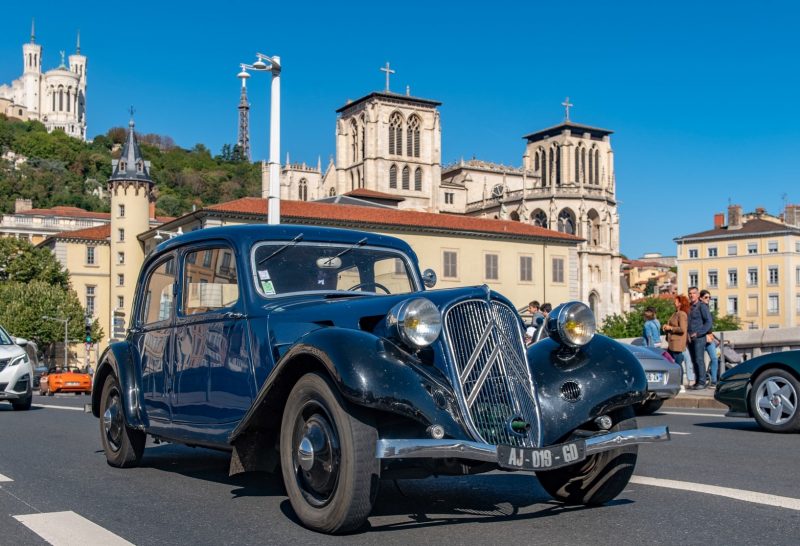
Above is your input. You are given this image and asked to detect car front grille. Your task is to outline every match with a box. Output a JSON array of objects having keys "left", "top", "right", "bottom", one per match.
[
  {"left": 443, "top": 299, "right": 540, "bottom": 448},
  {"left": 0, "top": 382, "right": 7, "bottom": 392},
  {"left": 0, "top": 358, "right": 9, "bottom": 372}
]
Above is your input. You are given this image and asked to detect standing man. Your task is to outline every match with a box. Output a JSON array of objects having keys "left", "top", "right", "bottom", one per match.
[
  {"left": 687, "top": 286, "right": 713, "bottom": 389},
  {"left": 699, "top": 289, "right": 719, "bottom": 385}
]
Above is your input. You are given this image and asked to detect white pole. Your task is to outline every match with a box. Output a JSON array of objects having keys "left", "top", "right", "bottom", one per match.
[
  {"left": 63, "top": 319, "right": 68, "bottom": 367},
  {"left": 267, "top": 56, "right": 281, "bottom": 225}
]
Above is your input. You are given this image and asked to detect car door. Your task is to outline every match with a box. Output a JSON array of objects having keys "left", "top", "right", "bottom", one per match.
[
  {"left": 172, "top": 243, "right": 254, "bottom": 427},
  {"left": 137, "top": 255, "right": 177, "bottom": 423}
]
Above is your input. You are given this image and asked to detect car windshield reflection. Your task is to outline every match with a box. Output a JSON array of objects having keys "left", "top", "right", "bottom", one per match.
[{"left": 251, "top": 242, "right": 417, "bottom": 297}]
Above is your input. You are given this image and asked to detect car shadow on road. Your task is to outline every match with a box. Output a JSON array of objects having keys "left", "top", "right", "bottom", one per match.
[{"left": 0, "top": 404, "right": 43, "bottom": 411}]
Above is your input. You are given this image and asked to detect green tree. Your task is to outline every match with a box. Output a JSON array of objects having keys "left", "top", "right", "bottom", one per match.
[{"left": 0, "top": 238, "right": 69, "bottom": 288}]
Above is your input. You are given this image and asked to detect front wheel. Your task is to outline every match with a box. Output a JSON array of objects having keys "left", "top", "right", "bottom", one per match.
[
  {"left": 536, "top": 407, "right": 638, "bottom": 505},
  {"left": 750, "top": 369, "right": 800, "bottom": 433},
  {"left": 12, "top": 395, "right": 32, "bottom": 411},
  {"left": 280, "top": 372, "right": 380, "bottom": 534},
  {"left": 99, "top": 374, "right": 145, "bottom": 467}
]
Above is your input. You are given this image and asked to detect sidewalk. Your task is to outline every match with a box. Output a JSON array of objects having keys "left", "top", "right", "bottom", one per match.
[{"left": 663, "top": 386, "right": 726, "bottom": 410}]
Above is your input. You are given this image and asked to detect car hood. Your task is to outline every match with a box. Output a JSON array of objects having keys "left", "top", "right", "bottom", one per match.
[{"left": 0, "top": 344, "right": 26, "bottom": 360}]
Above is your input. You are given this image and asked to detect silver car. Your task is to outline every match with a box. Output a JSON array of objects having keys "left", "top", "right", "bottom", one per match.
[
  {"left": 0, "top": 326, "right": 34, "bottom": 411},
  {"left": 624, "top": 344, "right": 682, "bottom": 415}
]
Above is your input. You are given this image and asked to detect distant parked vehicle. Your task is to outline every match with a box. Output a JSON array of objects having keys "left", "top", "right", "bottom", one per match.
[
  {"left": 0, "top": 325, "right": 33, "bottom": 411},
  {"left": 623, "top": 344, "right": 682, "bottom": 415},
  {"left": 40, "top": 366, "right": 92, "bottom": 396}
]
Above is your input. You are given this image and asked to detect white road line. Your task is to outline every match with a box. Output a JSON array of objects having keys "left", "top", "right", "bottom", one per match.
[
  {"left": 33, "top": 404, "right": 84, "bottom": 412},
  {"left": 669, "top": 431, "right": 691, "bottom": 435},
  {"left": 0, "top": 473, "right": 13, "bottom": 482},
  {"left": 631, "top": 476, "right": 800, "bottom": 511},
  {"left": 661, "top": 411, "right": 728, "bottom": 417},
  {"left": 14, "top": 511, "right": 134, "bottom": 546}
]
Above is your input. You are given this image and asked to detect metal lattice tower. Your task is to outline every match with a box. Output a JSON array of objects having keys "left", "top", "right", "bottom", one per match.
[{"left": 237, "top": 74, "right": 251, "bottom": 161}]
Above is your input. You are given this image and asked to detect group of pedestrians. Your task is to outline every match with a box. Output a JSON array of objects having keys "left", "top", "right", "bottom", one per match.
[
  {"left": 524, "top": 300, "right": 552, "bottom": 345},
  {"left": 656, "top": 287, "right": 719, "bottom": 390}
]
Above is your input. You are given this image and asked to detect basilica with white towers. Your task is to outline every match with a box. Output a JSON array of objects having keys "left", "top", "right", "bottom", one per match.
[{"left": 0, "top": 21, "right": 87, "bottom": 140}]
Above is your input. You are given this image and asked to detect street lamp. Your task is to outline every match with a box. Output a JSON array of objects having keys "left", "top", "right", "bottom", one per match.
[
  {"left": 238, "top": 52, "right": 281, "bottom": 225},
  {"left": 42, "top": 315, "right": 69, "bottom": 367},
  {"left": 153, "top": 227, "right": 184, "bottom": 242}
]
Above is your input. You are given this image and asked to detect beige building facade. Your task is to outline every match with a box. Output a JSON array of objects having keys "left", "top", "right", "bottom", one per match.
[
  {"left": 675, "top": 205, "right": 800, "bottom": 329},
  {"left": 0, "top": 200, "right": 110, "bottom": 245}
]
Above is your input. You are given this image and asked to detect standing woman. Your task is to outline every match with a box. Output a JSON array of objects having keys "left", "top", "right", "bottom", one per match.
[
  {"left": 643, "top": 307, "right": 662, "bottom": 348},
  {"left": 663, "top": 294, "right": 690, "bottom": 384}
]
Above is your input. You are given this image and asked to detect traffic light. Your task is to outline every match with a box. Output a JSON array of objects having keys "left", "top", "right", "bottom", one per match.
[{"left": 85, "top": 319, "right": 92, "bottom": 344}]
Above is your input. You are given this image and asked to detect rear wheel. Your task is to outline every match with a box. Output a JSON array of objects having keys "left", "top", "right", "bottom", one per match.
[
  {"left": 750, "top": 369, "right": 800, "bottom": 433},
  {"left": 537, "top": 406, "right": 638, "bottom": 505},
  {"left": 635, "top": 398, "right": 664, "bottom": 416},
  {"left": 99, "top": 374, "right": 145, "bottom": 467},
  {"left": 280, "top": 372, "right": 380, "bottom": 534}
]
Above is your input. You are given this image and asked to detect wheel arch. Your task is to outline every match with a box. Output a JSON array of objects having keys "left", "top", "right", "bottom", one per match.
[{"left": 91, "top": 342, "right": 147, "bottom": 430}]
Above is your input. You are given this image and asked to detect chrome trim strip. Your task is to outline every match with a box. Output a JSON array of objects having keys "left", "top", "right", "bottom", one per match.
[
  {"left": 459, "top": 323, "right": 493, "bottom": 383},
  {"left": 466, "top": 343, "right": 501, "bottom": 408},
  {"left": 376, "top": 426, "right": 670, "bottom": 462}
]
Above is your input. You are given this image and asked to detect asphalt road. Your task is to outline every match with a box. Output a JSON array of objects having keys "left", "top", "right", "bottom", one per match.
[{"left": 1, "top": 394, "right": 798, "bottom": 545}]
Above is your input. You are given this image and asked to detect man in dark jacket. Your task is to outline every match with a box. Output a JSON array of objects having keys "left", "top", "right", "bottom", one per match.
[{"left": 687, "top": 286, "right": 713, "bottom": 389}]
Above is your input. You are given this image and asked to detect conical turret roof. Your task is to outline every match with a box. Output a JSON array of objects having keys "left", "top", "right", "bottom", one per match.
[{"left": 109, "top": 118, "right": 153, "bottom": 184}]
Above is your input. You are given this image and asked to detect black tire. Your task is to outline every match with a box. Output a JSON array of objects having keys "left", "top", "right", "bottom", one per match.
[
  {"left": 12, "top": 395, "right": 32, "bottom": 411},
  {"left": 280, "top": 372, "right": 380, "bottom": 534},
  {"left": 537, "top": 406, "right": 638, "bottom": 505},
  {"left": 749, "top": 369, "right": 800, "bottom": 433},
  {"left": 635, "top": 398, "right": 664, "bottom": 416},
  {"left": 99, "top": 374, "right": 145, "bottom": 467}
]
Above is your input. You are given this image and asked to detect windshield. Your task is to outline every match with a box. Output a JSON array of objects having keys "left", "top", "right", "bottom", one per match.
[
  {"left": 251, "top": 241, "right": 418, "bottom": 297},
  {"left": 0, "top": 327, "right": 13, "bottom": 345}
]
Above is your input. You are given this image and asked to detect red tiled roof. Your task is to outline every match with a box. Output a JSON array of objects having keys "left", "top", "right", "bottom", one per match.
[
  {"left": 676, "top": 217, "right": 799, "bottom": 240},
  {"left": 204, "top": 197, "right": 582, "bottom": 242},
  {"left": 343, "top": 188, "right": 405, "bottom": 201},
  {"left": 50, "top": 224, "right": 110, "bottom": 242},
  {"left": 17, "top": 206, "right": 111, "bottom": 220},
  {"left": 626, "top": 259, "right": 671, "bottom": 269}
]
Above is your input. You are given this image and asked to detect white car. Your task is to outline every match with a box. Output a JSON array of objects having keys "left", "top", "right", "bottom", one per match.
[{"left": 0, "top": 326, "right": 33, "bottom": 411}]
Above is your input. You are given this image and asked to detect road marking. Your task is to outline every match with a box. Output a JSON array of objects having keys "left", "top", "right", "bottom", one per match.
[
  {"left": 33, "top": 404, "right": 84, "bottom": 412},
  {"left": 661, "top": 411, "right": 728, "bottom": 418},
  {"left": 14, "top": 511, "right": 134, "bottom": 546},
  {"left": 0, "top": 473, "right": 12, "bottom": 482},
  {"left": 669, "top": 431, "right": 691, "bottom": 435},
  {"left": 631, "top": 476, "right": 800, "bottom": 511}
]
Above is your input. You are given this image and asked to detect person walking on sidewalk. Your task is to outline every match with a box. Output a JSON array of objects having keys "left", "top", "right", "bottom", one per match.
[
  {"left": 687, "top": 286, "right": 713, "bottom": 389},
  {"left": 664, "top": 294, "right": 689, "bottom": 386},
  {"left": 699, "top": 290, "right": 720, "bottom": 385}
]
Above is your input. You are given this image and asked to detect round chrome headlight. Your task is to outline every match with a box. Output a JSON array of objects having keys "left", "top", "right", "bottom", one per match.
[
  {"left": 547, "top": 301, "right": 596, "bottom": 348},
  {"left": 386, "top": 298, "right": 442, "bottom": 348}
]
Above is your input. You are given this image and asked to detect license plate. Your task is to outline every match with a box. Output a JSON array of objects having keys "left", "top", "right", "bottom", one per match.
[
  {"left": 497, "top": 439, "right": 586, "bottom": 471},
  {"left": 67, "top": 382, "right": 80, "bottom": 386},
  {"left": 646, "top": 372, "right": 664, "bottom": 383}
]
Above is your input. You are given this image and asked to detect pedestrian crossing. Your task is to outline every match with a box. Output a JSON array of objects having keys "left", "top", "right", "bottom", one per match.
[{"left": 13, "top": 511, "right": 134, "bottom": 546}]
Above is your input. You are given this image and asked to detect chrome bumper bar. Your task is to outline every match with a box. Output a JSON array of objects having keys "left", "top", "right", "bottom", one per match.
[{"left": 376, "top": 425, "right": 670, "bottom": 463}]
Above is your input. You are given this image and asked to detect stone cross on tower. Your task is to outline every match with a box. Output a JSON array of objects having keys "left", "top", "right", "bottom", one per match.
[
  {"left": 380, "top": 62, "right": 395, "bottom": 92},
  {"left": 59, "top": 50, "right": 66, "bottom": 67},
  {"left": 561, "top": 96, "right": 573, "bottom": 122}
]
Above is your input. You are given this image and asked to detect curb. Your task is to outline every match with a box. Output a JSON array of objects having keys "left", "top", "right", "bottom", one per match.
[{"left": 663, "top": 395, "right": 726, "bottom": 410}]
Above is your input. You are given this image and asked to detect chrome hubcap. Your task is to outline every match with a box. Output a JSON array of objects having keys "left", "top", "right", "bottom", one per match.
[
  {"left": 297, "top": 436, "right": 315, "bottom": 471},
  {"left": 103, "top": 390, "right": 123, "bottom": 452},
  {"left": 756, "top": 377, "right": 797, "bottom": 425}
]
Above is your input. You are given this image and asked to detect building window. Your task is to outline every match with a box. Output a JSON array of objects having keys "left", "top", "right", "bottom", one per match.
[
  {"left": 484, "top": 254, "right": 499, "bottom": 280},
  {"left": 796, "top": 266, "right": 800, "bottom": 285},
  {"left": 557, "top": 209, "right": 575, "bottom": 235},
  {"left": 203, "top": 251, "right": 212, "bottom": 267},
  {"left": 708, "top": 270, "right": 718, "bottom": 288},
  {"left": 86, "top": 286, "right": 95, "bottom": 316},
  {"left": 389, "top": 112, "right": 403, "bottom": 155},
  {"left": 747, "top": 295, "right": 759, "bottom": 316},
  {"left": 768, "top": 241, "right": 778, "bottom": 253},
  {"left": 709, "top": 296, "right": 718, "bottom": 312},
  {"left": 414, "top": 168, "right": 422, "bottom": 191},
  {"left": 727, "top": 296, "right": 738, "bottom": 315},
  {"left": 748, "top": 267, "right": 758, "bottom": 286},
  {"left": 298, "top": 179, "right": 308, "bottom": 201},
  {"left": 118, "top": 296, "right": 124, "bottom": 309},
  {"left": 689, "top": 271, "right": 698, "bottom": 287},
  {"left": 118, "top": 204, "right": 125, "bottom": 217},
  {"left": 552, "top": 257, "right": 565, "bottom": 283},
  {"left": 118, "top": 228, "right": 125, "bottom": 242},
  {"left": 86, "top": 246, "right": 95, "bottom": 265},
  {"left": 443, "top": 251, "right": 458, "bottom": 278},
  {"left": 520, "top": 256, "right": 533, "bottom": 282},
  {"left": 444, "top": 192, "right": 454, "bottom": 205},
  {"left": 796, "top": 294, "right": 800, "bottom": 314},
  {"left": 117, "top": 252, "right": 125, "bottom": 265},
  {"left": 407, "top": 116, "right": 420, "bottom": 158},
  {"left": 401, "top": 166, "right": 409, "bottom": 190},
  {"left": 708, "top": 247, "right": 718, "bottom": 257},
  {"left": 728, "top": 269, "right": 738, "bottom": 288},
  {"left": 688, "top": 248, "right": 698, "bottom": 258},
  {"left": 768, "top": 266, "right": 779, "bottom": 285},
  {"left": 389, "top": 164, "right": 397, "bottom": 189},
  {"left": 747, "top": 243, "right": 758, "bottom": 254},
  {"left": 727, "top": 244, "right": 737, "bottom": 256},
  {"left": 117, "top": 274, "right": 124, "bottom": 286},
  {"left": 796, "top": 241, "right": 800, "bottom": 252},
  {"left": 768, "top": 294, "right": 779, "bottom": 315}
]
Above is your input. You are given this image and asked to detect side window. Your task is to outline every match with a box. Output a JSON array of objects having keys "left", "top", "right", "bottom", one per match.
[
  {"left": 141, "top": 258, "right": 176, "bottom": 325},
  {"left": 183, "top": 247, "right": 239, "bottom": 315}
]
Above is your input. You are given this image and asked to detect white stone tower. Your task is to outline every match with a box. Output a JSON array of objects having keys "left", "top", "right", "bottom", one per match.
[
  {"left": 67, "top": 32, "right": 87, "bottom": 139},
  {"left": 108, "top": 116, "right": 153, "bottom": 339},
  {"left": 21, "top": 19, "right": 42, "bottom": 114}
]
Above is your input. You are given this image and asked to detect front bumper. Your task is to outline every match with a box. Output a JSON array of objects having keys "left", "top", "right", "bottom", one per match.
[{"left": 376, "top": 425, "right": 670, "bottom": 470}]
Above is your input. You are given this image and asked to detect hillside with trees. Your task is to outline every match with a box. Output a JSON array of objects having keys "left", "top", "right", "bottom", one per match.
[{"left": 0, "top": 115, "right": 262, "bottom": 217}]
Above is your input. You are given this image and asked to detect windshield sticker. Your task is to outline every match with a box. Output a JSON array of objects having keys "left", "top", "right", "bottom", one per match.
[
  {"left": 258, "top": 269, "right": 271, "bottom": 280},
  {"left": 261, "top": 280, "right": 276, "bottom": 295}
]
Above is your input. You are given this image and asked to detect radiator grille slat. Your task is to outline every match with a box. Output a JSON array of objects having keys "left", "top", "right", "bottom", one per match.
[{"left": 443, "top": 300, "right": 540, "bottom": 448}]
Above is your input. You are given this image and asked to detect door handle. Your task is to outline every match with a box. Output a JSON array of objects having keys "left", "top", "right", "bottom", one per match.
[{"left": 224, "top": 312, "right": 246, "bottom": 320}]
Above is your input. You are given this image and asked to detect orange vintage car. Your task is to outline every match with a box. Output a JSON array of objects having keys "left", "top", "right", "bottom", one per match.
[{"left": 39, "top": 366, "right": 92, "bottom": 395}]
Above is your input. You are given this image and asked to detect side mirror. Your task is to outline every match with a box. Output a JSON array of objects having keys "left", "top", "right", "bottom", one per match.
[
  {"left": 421, "top": 268, "right": 437, "bottom": 288},
  {"left": 14, "top": 337, "right": 29, "bottom": 346}
]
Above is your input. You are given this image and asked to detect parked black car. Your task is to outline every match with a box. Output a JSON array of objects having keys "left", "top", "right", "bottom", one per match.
[{"left": 92, "top": 225, "right": 669, "bottom": 533}]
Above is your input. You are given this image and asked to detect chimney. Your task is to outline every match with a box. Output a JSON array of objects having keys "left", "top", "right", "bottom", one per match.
[
  {"left": 14, "top": 198, "right": 32, "bottom": 213},
  {"left": 713, "top": 213, "right": 725, "bottom": 229},
  {"left": 754, "top": 206, "right": 766, "bottom": 217},
  {"left": 785, "top": 204, "right": 800, "bottom": 227},
  {"left": 728, "top": 204, "right": 743, "bottom": 230},
  {"left": 149, "top": 201, "right": 155, "bottom": 220}
]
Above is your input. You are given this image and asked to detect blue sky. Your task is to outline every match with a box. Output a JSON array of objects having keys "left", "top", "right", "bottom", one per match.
[{"left": 1, "top": 1, "right": 798, "bottom": 259}]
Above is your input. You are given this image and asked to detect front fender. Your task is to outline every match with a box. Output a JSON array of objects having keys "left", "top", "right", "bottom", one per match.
[
  {"left": 91, "top": 341, "right": 148, "bottom": 430},
  {"left": 528, "top": 334, "right": 647, "bottom": 445},
  {"left": 229, "top": 328, "right": 467, "bottom": 444}
]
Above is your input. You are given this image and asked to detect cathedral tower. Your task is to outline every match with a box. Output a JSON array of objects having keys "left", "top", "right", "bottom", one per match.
[
  {"left": 21, "top": 19, "right": 42, "bottom": 114},
  {"left": 68, "top": 32, "right": 87, "bottom": 139},
  {"left": 108, "top": 116, "right": 153, "bottom": 339}
]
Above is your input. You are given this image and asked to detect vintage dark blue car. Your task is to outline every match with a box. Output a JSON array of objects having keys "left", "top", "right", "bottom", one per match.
[{"left": 92, "top": 224, "right": 669, "bottom": 533}]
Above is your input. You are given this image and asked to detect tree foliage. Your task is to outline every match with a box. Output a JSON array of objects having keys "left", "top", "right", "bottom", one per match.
[{"left": 0, "top": 238, "right": 69, "bottom": 288}]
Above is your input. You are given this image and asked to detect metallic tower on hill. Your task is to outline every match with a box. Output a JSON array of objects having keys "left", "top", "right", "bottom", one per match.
[{"left": 236, "top": 67, "right": 251, "bottom": 161}]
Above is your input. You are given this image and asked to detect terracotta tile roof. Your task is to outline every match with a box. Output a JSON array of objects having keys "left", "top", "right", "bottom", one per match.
[
  {"left": 343, "top": 188, "right": 405, "bottom": 201},
  {"left": 50, "top": 224, "right": 110, "bottom": 242},
  {"left": 625, "top": 259, "right": 671, "bottom": 269},
  {"left": 675, "top": 217, "right": 800, "bottom": 241},
  {"left": 204, "top": 197, "right": 582, "bottom": 242},
  {"left": 16, "top": 206, "right": 111, "bottom": 220}
]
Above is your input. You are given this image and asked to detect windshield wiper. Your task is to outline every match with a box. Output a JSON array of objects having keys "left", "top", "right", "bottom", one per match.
[
  {"left": 323, "top": 237, "right": 368, "bottom": 266},
  {"left": 258, "top": 233, "right": 304, "bottom": 265}
]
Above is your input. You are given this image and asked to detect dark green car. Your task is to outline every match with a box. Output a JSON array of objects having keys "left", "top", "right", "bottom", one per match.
[{"left": 715, "top": 350, "right": 800, "bottom": 432}]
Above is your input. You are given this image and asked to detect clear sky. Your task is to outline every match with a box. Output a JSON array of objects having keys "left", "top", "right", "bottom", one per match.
[{"left": 1, "top": 1, "right": 798, "bottom": 259}]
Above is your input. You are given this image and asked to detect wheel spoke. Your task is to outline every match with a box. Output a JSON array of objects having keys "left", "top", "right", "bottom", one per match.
[
  {"left": 769, "top": 405, "right": 782, "bottom": 423},
  {"left": 777, "top": 384, "right": 795, "bottom": 399},
  {"left": 766, "top": 380, "right": 780, "bottom": 396},
  {"left": 758, "top": 396, "right": 772, "bottom": 410},
  {"left": 779, "top": 396, "right": 795, "bottom": 415}
]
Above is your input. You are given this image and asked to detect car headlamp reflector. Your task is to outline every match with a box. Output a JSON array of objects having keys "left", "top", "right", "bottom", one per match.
[
  {"left": 387, "top": 298, "right": 442, "bottom": 348},
  {"left": 9, "top": 354, "right": 29, "bottom": 367},
  {"left": 547, "top": 301, "right": 596, "bottom": 348}
]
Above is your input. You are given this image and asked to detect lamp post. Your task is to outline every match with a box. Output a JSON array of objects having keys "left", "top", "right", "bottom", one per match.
[
  {"left": 153, "top": 227, "right": 184, "bottom": 242},
  {"left": 238, "top": 53, "right": 281, "bottom": 225},
  {"left": 42, "top": 315, "right": 69, "bottom": 367}
]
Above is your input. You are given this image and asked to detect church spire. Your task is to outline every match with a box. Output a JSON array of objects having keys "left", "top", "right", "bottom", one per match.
[
  {"left": 30, "top": 18, "right": 35, "bottom": 43},
  {"left": 109, "top": 111, "right": 153, "bottom": 184},
  {"left": 76, "top": 30, "right": 81, "bottom": 54}
]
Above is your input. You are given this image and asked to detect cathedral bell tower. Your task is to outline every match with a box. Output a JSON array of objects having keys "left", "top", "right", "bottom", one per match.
[
  {"left": 108, "top": 116, "right": 154, "bottom": 339},
  {"left": 22, "top": 19, "right": 42, "bottom": 114}
]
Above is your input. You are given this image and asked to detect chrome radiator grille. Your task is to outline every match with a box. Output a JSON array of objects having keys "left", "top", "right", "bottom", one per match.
[{"left": 443, "top": 299, "right": 540, "bottom": 448}]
